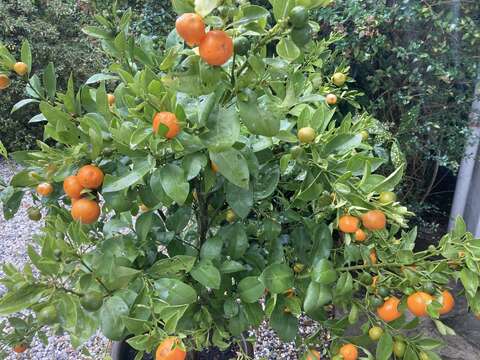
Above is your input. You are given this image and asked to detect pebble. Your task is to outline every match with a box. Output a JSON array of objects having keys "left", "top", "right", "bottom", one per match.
[{"left": 0, "top": 159, "right": 329, "bottom": 359}]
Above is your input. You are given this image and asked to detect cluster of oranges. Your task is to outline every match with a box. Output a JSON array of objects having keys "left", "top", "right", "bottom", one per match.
[
  {"left": 377, "top": 290, "right": 455, "bottom": 323},
  {"left": 176, "top": 13, "right": 233, "bottom": 66},
  {"left": 0, "top": 61, "right": 28, "bottom": 90},
  {"left": 36, "top": 164, "right": 104, "bottom": 225},
  {"left": 338, "top": 209, "right": 387, "bottom": 243}
]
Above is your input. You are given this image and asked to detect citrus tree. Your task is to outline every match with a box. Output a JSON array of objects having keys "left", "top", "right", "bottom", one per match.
[{"left": 0, "top": 1, "right": 480, "bottom": 359}]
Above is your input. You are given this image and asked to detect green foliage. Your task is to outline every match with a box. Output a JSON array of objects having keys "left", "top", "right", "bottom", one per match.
[
  {"left": 0, "top": 1, "right": 479, "bottom": 359},
  {"left": 0, "top": 0, "right": 104, "bottom": 151},
  {"left": 315, "top": 0, "right": 480, "bottom": 211}
]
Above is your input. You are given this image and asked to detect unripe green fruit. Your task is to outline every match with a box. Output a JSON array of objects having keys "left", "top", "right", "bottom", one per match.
[
  {"left": 27, "top": 207, "right": 42, "bottom": 221},
  {"left": 379, "top": 191, "right": 397, "bottom": 204},
  {"left": 234, "top": 36, "right": 250, "bottom": 56},
  {"left": 290, "top": 25, "right": 312, "bottom": 47},
  {"left": 393, "top": 341, "right": 406, "bottom": 357},
  {"left": 298, "top": 127, "right": 316, "bottom": 143},
  {"left": 289, "top": 6, "right": 308, "bottom": 29},
  {"left": 332, "top": 72, "right": 347, "bottom": 86},
  {"left": 81, "top": 292, "right": 104, "bottom": 312},
  {"left": 368, "top": 326, "right": 384, "bottom": 341}
]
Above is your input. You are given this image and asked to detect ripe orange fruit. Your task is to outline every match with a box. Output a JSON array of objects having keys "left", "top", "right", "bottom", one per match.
[
  {"left": 176, "top": 13, "right": 206, "bottom": 47},
  {"left": 199, "top": 30, "right": 234, "bottom": 66},
  {"left": 339, "top": 343, "right": 358, "bottom": 360},
  {"left": 338, "top": 215, "right": 360, "bottom": 233},
  {"left": 153, "top": 112, "right": 181, "bottom": 139},
  {"left": 377, "top": 296, "right": 402, "bottom": 322},
  {"left": 438, "top": 290, "right": 455, "bottom": 315},
  {"left": 306, "top": 349, "right": 320, "bottom": 360},
  {"left": 0, "top": 74, "right": 11, "bottom": 89},
  {"left": 407, "top": 291, "right": 433, "bottom": 317},
  {"left": 63, "top": 175, "right": 84, "bottom": 199},
  {"left": 354, "top": 229, "right": 367, "bottom": 242},
  {"left": 13, "top": 344, "right": 27, "bottom": 353},
  {"left": 155, "top": 337, "right": 186, "bottom": 360},
  {"left": 211, "top": 161, "right": 219, "bottom": 173},
  {"left": 369, "top": 250, "right": 378, "bottom": 264},
  {"left": 77, "top": 165, "right": 104, "bottom": 190},
  {"left": 71, "top": 198, "right": 101, "bottom": 224},
  {"left": 107, "top": 93, "right": 115, "bottom": 106},
  {"left": 13, "top": 62, "right": 28, "bottom": 76},
  {"left": 325, "top": 93, "right": 337, "bottom": 105},
  {"left": 361, "top": 210, "right": 387, "bottom": 230},
  {"left": 36, "top": 182, "right": 54, "bottom": 196}
]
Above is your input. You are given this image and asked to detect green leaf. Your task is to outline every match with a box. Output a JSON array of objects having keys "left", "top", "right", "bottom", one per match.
[
  {"left": 259, "top": 263, "right": 294, "bottom": 294},
  {"left": 310, "top": 223, "right": 333, "bottom": 261},
  {"left": 226, "top": 182, "right": 253, "bottom": 219},
  {"left": 195, "top": 0, "right": 220, "bottom": 17},
  {"left": 271, "top": 0, "right": 295, "bottom": 21},
  {"left": 303, "top": 282, "right": 332, "bottom": 315},
  {"left": 147, "top": 256, "right": 196, "bottom": 278},
  {"left": 270, "top": 306, "right": 298, "bottom": 341},
  {"left": 182, "top": 153, "right": 207, "bottom": 180},
  {"left": 82, "top": 26, "right": 114, "bottom": 40},
  {"left": 238, "top": 277, "right": 265, "bottom": 303},
  {"left": 100, "top": 296, "right": 129, "bottom": 340},
  {"left": 154, "top": 279, "right": 197, "bottom": 305},
  {"left": 210, "top": 149, "right": 250, "bottom": 189},
  {"left": 157, "top": 164, "right": 190, "bottom": 204},
  {"left": 222, "top": 223, "right": 249, "bottom": 260},
  {"left": 311, "top": 259, "right": 337, "bottom": 285},
  {"left": 43, "top": 62, "right": 56, "bottom": 100},
  {"left": 190, "top": 260, "right": 221, "bottom": 289},
  {"left": 276, "top": 38, "right": 301, "bottom": 61},
  {"left": 200, "top": 105, "right": 240, "bottom": 152},
  {"left": 376, "top": 333, "right": 393, "bottom": 360},
  {"left": 0, "top": 285, "right": 46, "bottom": 315},
  {"left": 220, "top": 260, "right": 245, "bottom": 274},
  {"left": 371, "top": 164, "right": 405, "bottom": 193},
  {"left": 200, "top": 236, "right": 224, "bottom": 260},
  {"left": 86, "top": 73, "right": 119, "bottom": 85},
  {"left": 324, "top": 134, "right": 362, "bottom": 155},
  {"left": 254, "top": 163, "right": 280, "bottom": 199},
  {"left": 237, "top": 92, "right": 281, "bottom": 137},
  {"left": 20, "top": 40, "right": 32, "bottom": 73},
  {"left": 459, "top": 268, "right": 478, "bottom": 298},
  {"left": 103, "top": 156, "right": 154, "bottom": 193}
]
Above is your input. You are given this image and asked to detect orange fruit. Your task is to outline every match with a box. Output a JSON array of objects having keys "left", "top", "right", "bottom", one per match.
[
  {"left": 407, "top": 291, "right": 433, "bottom": 317},
  {"left": 77, "top": 165, "right": 104, "bottom": 190},
  {"left": 176, "top": 13, "right": 206, "bottom": 47},
  {"left": 438, "top": 290, "right": 455, "bottom": 315},
  {"left": 0, "top": 74, "right": 11, "bottom": 89},
  {"left": 63, "top": 175, "right": 84, "bottom": 199},
  {"left": 211, "top": 161, "right": 219, "bottom": 173},
  {"left": 354, "top": 229, "right": 367, "bottom": 242},
  {"left": 325, "top": 93, "right": 337, "bottom": 105},
  {"left": 107, "top": 93, "right": 115, "bottom": 106},
  {"left": 36, "top": 182, "right": 54, "bottom": 196},
  {"left": 377, "top": 296, "right": 402, "bottom": 322},
  {"left": 13, "top": 344, "right": 27, "bottom": 353},
  {"left": 361, "top": 210, "right": 386, "bottom": 231},
  {"left": 153, "top": 112, "right": 181, "bottom": 139},
  {"left": 71, "top": 198, "right": 101, "bottom": 224},
  {"left": 199, "top": 30, "right": 234, "bottom": 66},
  {"left": 155, "top": 337, "right": 186, "bottom": 360},
  {"left": 339, "top": 343, "right": 358, "bottom": 360},
  {"left": 369, "top": 250, "right": 378, "bottom": 264},
  {"left": 13, "top": 62, "right": 28, "bottom": 76},
  {"left": 338, "top": 215, "right": 360, "bottom": 233},
  {"left": 306, "top": 349, "right": 320, "bottom": 360}
]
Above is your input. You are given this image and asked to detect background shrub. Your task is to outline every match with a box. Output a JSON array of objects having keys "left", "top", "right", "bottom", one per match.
[
  {"left": 0, "top": 0, "right": 104, "bottom": 151},
  {"left": 315, "top": 0, "right": 480, "bottom": 222}
]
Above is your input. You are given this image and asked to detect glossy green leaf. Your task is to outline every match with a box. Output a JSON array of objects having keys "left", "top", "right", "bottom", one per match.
[
  {"left": 190, "top": 260, "right": 221, "bottom": 289},
  {"left": 210, "top": 149, "right": 250, "bottom": 189},
  {"left": 238, "top": 277, "right": 265, "bottom": 303},
  {"left": 259, "top": 263, "right": 293, "bottom": 294}
]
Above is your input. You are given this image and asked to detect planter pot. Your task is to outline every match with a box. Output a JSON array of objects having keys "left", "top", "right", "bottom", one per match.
[{"left": 112, "top": 335, "right": 254, "bottom": 360}]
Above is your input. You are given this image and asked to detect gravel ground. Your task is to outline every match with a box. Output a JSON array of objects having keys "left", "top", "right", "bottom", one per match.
[{"left": 0, "top": 159, "right": 329, "bottom": 359}]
